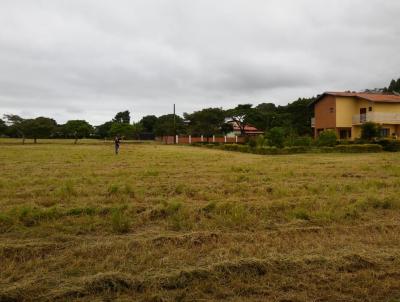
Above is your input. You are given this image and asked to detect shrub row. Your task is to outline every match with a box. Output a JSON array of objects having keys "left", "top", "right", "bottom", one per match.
[
  {"left": 334, "top": 144, "right": 383, "bottom": 153},
  {"left": 201, "top": 144, "right": 309, "bottom": 154},
  {"left": 196, "top": 143, "right": 382, "bottom": 155},
  {"left": 375, "top": 139, "right": 400, "bottom": 152},
  {"left": 312, "top": 144, "right": 383, "bottom": 153}
]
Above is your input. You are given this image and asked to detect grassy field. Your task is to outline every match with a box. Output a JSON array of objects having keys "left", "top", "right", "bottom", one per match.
[{"left": 1, "top": 139, "right": 400, "bottom": 301}]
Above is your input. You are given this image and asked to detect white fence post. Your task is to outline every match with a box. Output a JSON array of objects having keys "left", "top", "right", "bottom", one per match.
[
  {"left": 201, "top": 135, "right": 204, "bottom": 142},
  {"left": 235, "top": 135, "right": 238, "bottom": 143},
  {"left": 224, "top": 136, "right": 227, "bottom": 143},
  {"left": 189, "top": 135, "right": 191, "bottom": 144},
  {"left": 176, "top": 135, "right": 179, "bottom": 144},
  {"left": 212, "top": 135, "right": 215, "bottom": 143}
]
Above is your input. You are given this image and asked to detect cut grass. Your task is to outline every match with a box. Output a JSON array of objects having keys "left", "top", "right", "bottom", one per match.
[{"left": 1, "top": 139, "right": 400, "bottom": 301}]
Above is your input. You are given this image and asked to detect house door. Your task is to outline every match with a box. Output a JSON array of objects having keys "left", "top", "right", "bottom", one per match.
[{"left": 360, "top": 108, "right": 367, "bottom": 123}]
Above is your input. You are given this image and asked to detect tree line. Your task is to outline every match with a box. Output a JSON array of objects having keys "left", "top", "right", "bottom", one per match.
[
  {"left": 1, "top": 77, "right": 398, "bottom": 143},
  {"left": 383, "top": 78, "right": 400, "bottom": 94},
  {"left": 0, "top": 97, "right": 315, "bottom": 143}
]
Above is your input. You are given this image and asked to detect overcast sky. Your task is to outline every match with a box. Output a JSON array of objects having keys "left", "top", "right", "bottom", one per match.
[{"left": 0, "top": 0, "right": 399, "bottom": 124}]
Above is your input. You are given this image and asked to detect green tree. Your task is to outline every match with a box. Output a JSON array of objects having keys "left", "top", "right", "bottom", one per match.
[
  {"left": 220, "top": 122, "right": 234, "bottom": 135},
  {"left": 139, "top": 115, "right": 158, "bottom": 133},
  {"left": 384, "top": 78, "right": 400, "bottom": 93},
  {"left": 154, "top": 114, "right": 185, "bottom": 137},
  {"left": 132, "top": 123, "right": 144, "bottom": 140},
  {"left": 113, "top": 110, "right": 131, "bottom": 124},
  {"left": 62, "top": 120, "right": 93, "bottom": 144},
  {"left": 266, "top": 127, "right": 285, "bottom": 148},
  {"left": 317, "top": 130, "right": 337, "bottom": 147},
  {"left": 361, "top": 122, "right": 380, "bottom": 140},
  {"left": 246, "top": 103, "right": 278, "bottom": 132},
  {"left": 22, "top": 117, "right": 57, "bottom": 143},
  {"left": 388, "top": 79, "right": 397, "bottom": 93},
  {"left": 279, "top": 98, "right": 315, "bottom": 136},
  {"left": 3, "top": 114, "right": 26, "bottom": 143},
  {"left": 0, "top": 118, "right": 7, "bottom": 136},
  {"left": 108, "top": 123, "right": 135, "bottom": 139},
  {"left": 184, "top": 108, "right": 226, "bottom": 139},
  {"left": 95, "top": 121, "right": 113, "bottom": 139}
]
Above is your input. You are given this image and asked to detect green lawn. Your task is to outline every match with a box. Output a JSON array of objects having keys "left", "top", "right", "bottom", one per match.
[{"left": 1, "top": 140, "right": 400, "bottom": 301}]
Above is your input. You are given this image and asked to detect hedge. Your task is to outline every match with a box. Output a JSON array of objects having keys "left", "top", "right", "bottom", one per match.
[
  {"left": 334, "top": 144, "right": 383, "bottom": 153},
  {"left": 376, "top": 140, "right": 400, "bottom": 152},
  {"left": 196, "top": 143, "right": 383, "bottom": 154}
]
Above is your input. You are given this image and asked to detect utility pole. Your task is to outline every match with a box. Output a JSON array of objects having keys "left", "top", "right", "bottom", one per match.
[{"left": 173, "top": 104, "right": 176, "bottom": 144}]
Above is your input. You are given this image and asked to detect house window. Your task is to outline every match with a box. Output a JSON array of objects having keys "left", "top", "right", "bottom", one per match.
[
  {"left": 339, "top": 129, "right": 351, "bottom": 139},
  {"left": 329, "top": 107, "right": 334, "bottom": 113},
  {"left": 368, "top": 107, "right": 372, "bottom": 111},
  {"left": 380, "top": 128, "right": 390, "bottom": 137}
]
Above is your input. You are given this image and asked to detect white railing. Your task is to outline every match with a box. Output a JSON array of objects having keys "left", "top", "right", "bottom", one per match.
[
  {"left": 311, "top": 117, "right": 315, "bottom": 127},
  {"left": 352, "top": 112, "right": 400, "bottom": 124}
]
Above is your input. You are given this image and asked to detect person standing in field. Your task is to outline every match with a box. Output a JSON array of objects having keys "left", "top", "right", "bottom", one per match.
[{"left": 114, "top": 136, "right": 121, "bottom": 155}]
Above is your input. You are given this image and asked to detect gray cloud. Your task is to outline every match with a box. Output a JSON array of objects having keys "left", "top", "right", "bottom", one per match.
[{"left": 0, "top": 0, "right": 399, "bottom": 124}]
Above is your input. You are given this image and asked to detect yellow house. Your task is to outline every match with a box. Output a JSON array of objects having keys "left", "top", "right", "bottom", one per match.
[{"left": 311, "top": 92, "right": 400, "bottom": 139}]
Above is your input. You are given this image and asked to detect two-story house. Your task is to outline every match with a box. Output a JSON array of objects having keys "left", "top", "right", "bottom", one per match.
[{"left": 311, "top": 92, "right": 400, "bottom": 139}]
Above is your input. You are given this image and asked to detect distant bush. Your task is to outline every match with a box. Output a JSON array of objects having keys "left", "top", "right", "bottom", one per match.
[
  {"left": 316, "top": 130, "right": 337, "bottom": 147},
  {"left": 223, "top": 144, "right": 240, "bottom": 151},
  {"left": 376, "top": 139, "right": 400, "bottom": 152},
  {"left": 254, "top": 146, "right": 280, "bottom": 155},
  {"left": 256, "top": 135, "right": 267, "bottom": 147},
  {"left": 250, "top": 146, "right": 310, "bottom": 155},
  {"left": 353, "top": 138, "right": 370, "bottom": 144},
  {"left": 266, "top": 127, "right": 285, "bottom": 148},
  {"left": 338, "top": 139, "right": 357, "bottom": 145},
  {"left": 291, "top": 136, "right": 313, "bottom": 147},
  {"left": 194, "top": 139, "right": 383, "bottom": 155},
  {"left": 283, "top": 146, "right": 310, "bottom": 154},
  {"left": 334, "top": 144, "right": 383, "bottom": 153},
  {"left": 247, "top": 139, "right": 257, "bottom": 148},
  {"left": 235, "top": 145, "right": 250, "bottom": 153},
  {"left": 318, "top": 147, "right": 335, "bottom": 153},
  {"left": 192, "top": 141, "right": 222, "bottom": 146},
  {"left": 361, "top": 122, "right": 381, "bottom": 140}
]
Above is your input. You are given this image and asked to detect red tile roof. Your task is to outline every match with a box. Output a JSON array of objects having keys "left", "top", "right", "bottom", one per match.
[
  {"left": 311, "top": 92, "right": 400, "bottom": 107},
  {"left": 230, "top": 122, "right": 263, "bottom": 133},
  {"left": 323, "top": 92, "right": 400, "bottom": 103}
]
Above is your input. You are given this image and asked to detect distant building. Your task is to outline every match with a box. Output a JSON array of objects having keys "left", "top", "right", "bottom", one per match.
[
  {"left": 227, "top": 121, "right": 264, "bottom": 137},
  {"left": 310, "top": 92, "right": 400, "bottom": 139}
]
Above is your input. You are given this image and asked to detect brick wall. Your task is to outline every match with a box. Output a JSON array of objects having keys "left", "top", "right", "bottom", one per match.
[{"left": 155, "top": 136, "right": 246, "bottom": 144}]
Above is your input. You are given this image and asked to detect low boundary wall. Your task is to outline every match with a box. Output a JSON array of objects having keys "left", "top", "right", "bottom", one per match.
[{"left": 156, "top": 135, "right": 246, "bottom": 144}]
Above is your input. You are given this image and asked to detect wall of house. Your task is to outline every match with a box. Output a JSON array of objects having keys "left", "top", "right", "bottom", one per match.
[
  {"left": 314, "top": 95, "right": 336, "bottom": 129},
  {"left": 352, "top": 123, "right": 398, "bottom": 139},
  {"left": 373, "top": 103, "right": 400, "bottom": 114},
  {"left": 352, "top": 126, "right": 361, "bottom": 139},
  {"left": 335, "top": 97, "right": 358, "bottom": 127},
  {"left": 336, "top": 97, "right": 374, "bottom": 126},
  {"left": 380, "top": 124, "right": 397, "bottom": 137}
]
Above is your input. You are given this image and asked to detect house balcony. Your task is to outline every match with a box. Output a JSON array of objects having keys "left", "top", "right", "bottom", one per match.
[
  {"left": 311, "top": 117, "right": 315, "bottom": 127},
  {"left": 352, "top": 112, "right": 400, "bottom": 125}
]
